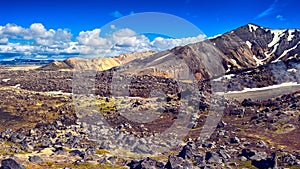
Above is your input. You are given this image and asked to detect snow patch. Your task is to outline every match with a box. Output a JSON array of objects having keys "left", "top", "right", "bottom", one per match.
[
  {"left": 213, "top": 74, "right": 235, "bottom": 81},
  {"left": 246, "top": 41, "right": 252, "bottom": 49},
  {"left": 2, "top": 78, "right": 10, "bottom": 82},
  {"left": 287, "top": 30, "right": 295, "bottom": 41},
  {"left": 264, "top": 43, "right": 279, "bottom": 60},
  {"left": 252, "top": 55, "right": 263, "bottom": 66},
  {"left": 287, "top": 68, "right": 297, "bottom": 72},
  {"left": 273, "top": 41, "right": 300, "bottom": 62},
  {"left": 248, "top": 24, "right": 258, "bottom": 32},
  {"left": 208, "top": 34, "right": 222, "bottom": 39},
  {"left": 152, "top": 53, "right": 171, "bottom": 63},
  {"left": 12, "top": 84, "right": 21, "bottom": 88},
  {"left": 230, "top": 59, "right": 237, "bottom": 65},
  {"left": 216, "top": 82, "right": 299, "bottom": 94},
  {"left": 47, "top": 91, "right": 72, "bottom": 95},
  {"left": 268, "top": 30, "right": 285, "bottom": 47},
  {"left": 226, "top": 65, "right": 231, "bottom": 73}
]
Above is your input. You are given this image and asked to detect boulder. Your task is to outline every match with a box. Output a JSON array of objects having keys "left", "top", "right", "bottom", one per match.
[
  {"left": 205, "top": 151, "right": 222, "bottom": 164},
  {"left": 127, "top": 158, "right": 164, "bottom": 169},
  {"left": 165, "top": 155, "right": 184, "bottom": 169},
  {"left": 178, "top": 142, "right": 194, "bottom": 159},
  {"left": 229, "top": 137, "right": 240, "bottom": 144},
  {"left": 0, "top": 158, "right": 25, "bottom": 169},
  {"left": 28, "top": 156, "right": 43, "bottom": 164},
  {"left": 251, "top": 152, "right": 277, "bottom": 169},
  {"left": 239, "top": 149, "right": 256, "bottom": 159}
]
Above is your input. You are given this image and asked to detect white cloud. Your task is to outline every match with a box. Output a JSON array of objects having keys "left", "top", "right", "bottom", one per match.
[
  {"left": 77, "top": 29, "right": 108, "bottom": 47},
  {"left": 151, "top": 34, "right": 206, "bottom": 51},
  {"left": 0, "top": 23, "right": 207, "bottom": 59},
  {"left": 0, "top": 37, "right": 8, "bottom": 44},
  {"left": 3, "top": 23, "right": 24, "bottom": 35}
]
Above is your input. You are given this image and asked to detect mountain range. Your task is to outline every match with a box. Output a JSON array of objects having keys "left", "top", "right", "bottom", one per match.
[{"left": 39, "top": 23, "right": 300, "bottom": 81}]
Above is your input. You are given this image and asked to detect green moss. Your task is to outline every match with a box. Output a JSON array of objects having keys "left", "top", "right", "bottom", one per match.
[
  {"left": 289, "top": 165, "right": 300, "bottom": 169},
  {"left": 238, "top": 161, "right": 258, "bottom": 169},
  {"left": 97, "top": 99, "right": 117, "bottom": 114},
  {"left": 95, "top": 149, "right": 109, "bottom": 155}
]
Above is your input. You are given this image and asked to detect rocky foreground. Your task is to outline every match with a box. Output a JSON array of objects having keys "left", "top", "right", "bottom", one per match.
[{"left": 0, "top": 59, "right": 299, "bottom": 169}]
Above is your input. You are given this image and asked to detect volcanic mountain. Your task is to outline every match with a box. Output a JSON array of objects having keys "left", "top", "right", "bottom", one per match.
[
  {"left": 39, "top": 23, "right": 300, "bottom": 81},
  {"left": 38, "top": 50, "right": 156, "bottom": 71},
  {"left": 119, "top": 23, "right": 300, "bottom": 81}
]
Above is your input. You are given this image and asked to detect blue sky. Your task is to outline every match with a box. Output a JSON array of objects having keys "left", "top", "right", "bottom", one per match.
[{"left": 0, "top": 0, "right": 299, "bottom": 60}]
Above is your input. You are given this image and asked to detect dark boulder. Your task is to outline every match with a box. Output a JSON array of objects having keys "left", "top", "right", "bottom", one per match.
[
  {"left": 251, "top": 152, "right": 277, "bottom": 169},
  {"left": 69, "top": 149, "right": 84, "bottom": 158},
  {"left": 239, "top": 149, "right": 256, "bottom": 159},
  {"left": 229, "top": 137, "right": 240, "bottom": 144},
  {"left": 127, "top": 158, "right": 164, "bottom": 169},
  {"left": 0, "top": 158, "right": 25, "bottom": 169},
  {"left": 141, "top": 158, "right": 164, "bottom": 169},
  {"left": 205, "top": 151, "right": 222, "bottom": 164},
  {"left": 178, "top": 142, "right": 194, "bottom": 159},
  {"left": 165, "top": 155, "right": 184, "bottom": 169},
  {"left": 217, "top": 121, "right": 226, "bottom": 128}
]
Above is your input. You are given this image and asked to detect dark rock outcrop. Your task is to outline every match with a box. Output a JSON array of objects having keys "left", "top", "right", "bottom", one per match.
[{"left": 0, "top": 159, "right": 25, "bottom": 169}]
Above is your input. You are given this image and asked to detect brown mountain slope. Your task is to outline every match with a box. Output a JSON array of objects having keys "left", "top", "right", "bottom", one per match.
[
  {"left": 38, "top": 50, "right": 156, "bottom": 71},
  {"left": 118, "top": 24, "right": 300, "bottom": 81}
]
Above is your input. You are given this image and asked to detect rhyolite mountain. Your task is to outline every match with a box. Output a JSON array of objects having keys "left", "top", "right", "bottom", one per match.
[
  {"left": 38, "top": 50, "right": 156, "bottom": 71},
  {"left": 40, "top": 23, "right": 300, "bottom": 81},
  {"left": 119, "top": 23, "right": 300, "bottom": 81}
]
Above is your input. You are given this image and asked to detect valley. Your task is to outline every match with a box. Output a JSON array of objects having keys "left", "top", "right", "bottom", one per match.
[{"left": 0, "top": 24, "right": 299, "bottom": 169}]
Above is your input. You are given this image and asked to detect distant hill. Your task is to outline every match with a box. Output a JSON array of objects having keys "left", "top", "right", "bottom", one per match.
[
  {"left": 37, "top": 51, "right": 156, "bottom": 71},
  {"left": 0, "top": 58, "right": 55, "bottom": 66}
]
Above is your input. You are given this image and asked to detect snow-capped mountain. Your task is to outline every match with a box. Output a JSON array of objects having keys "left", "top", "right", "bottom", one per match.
[{"left": 118, "top": 23, "right": 300, "bottom": 81}]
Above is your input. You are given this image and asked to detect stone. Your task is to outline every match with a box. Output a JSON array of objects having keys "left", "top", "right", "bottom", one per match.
[
  {"left": 69, "top": 150, "right": 84, "bottom": 158},
  {"left": 107, "top": 157, "right": 116, "bottom": 164},
  {"left": 40, "top": 138, "right": 52, "bottom": 148},
  {"left": 28, "top": 156, "right": 43, "bottom": 164},
  {"left": 21, "top": 143, "right": 34, "bottom": 152},
  {"left": 205, "top": 151, "right": 222, "bottom": 164},
  {"left": 257, "top": 140, "right": 268, "bottom": 148},
  {"left": 250, "top": 151, "right": 267, "bottom": 161},
  {"left": 165, "top": 155, "right": 183, "bottom": 169},
  {"left": 141, "top": 157, "right": 164, "bottom": 169},
  {"left": 195, "top": 155, "right": 206, "bottom": 167},
  {"left": 127, "top": 160, "right": 141, "bottom": 169},
  {"left": 239, "top": 149, "right": 256, "bottom": 159},
  {"left": 217, "top": 121, "right": 227, "bottom": 128},
  {"left": 282, "top": 154, "right": 299, "bottom": 166},
  {"left": 251, "top": 152, "right": 277, "bottom": 169},
  {"left": 202, "top": 142, "right": 214, "bottom": 148},
  {"left": 178, "top": 142, "right": 194, "bottom": 159},
  {"left": 240, "top": 156, "right": 248, "bottom": 161},
  {"left": 54, "top": 147, "right": 67, "bottom": 154},
  {"left": 133, "top": 144, "right": 152, "bottom": 154},
  {"left": 218, "top": 148, "right": 231, "bottom": 159},
  {"left": 0, "top": 158, "right": 25, "bottom": 169},
  {"left": 229, "top": 137, "right": 240, "bottom": 144}
]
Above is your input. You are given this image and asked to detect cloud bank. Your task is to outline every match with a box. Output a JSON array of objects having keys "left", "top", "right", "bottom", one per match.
[{"left": 0, "top": 23, "right": 206, "bottom": 60}]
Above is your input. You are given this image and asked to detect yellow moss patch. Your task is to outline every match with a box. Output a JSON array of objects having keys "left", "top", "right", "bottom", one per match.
[{"left": 95, "top": 149, "right": 109, "bottom": 155}]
